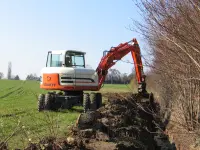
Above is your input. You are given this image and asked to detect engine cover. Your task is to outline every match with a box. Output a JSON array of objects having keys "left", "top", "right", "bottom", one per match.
[{"left": 40, "top": 67, "right": 99, "bottom": 91}]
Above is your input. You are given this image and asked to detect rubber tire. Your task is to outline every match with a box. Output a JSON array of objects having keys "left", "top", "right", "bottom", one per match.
[
  {"left": 44, "top": 93, "right": 52, "bottom": 110},
  {"left": 96, "top": 93, "right": 102, "bottom": 109},
  {"left": 90, "top": 93, "right": 97, "bottom": 111},
  {"left": 83, "top": 93, "right": 90, "bottom": 113},
  {"left": 38, "top": 94, "right": 45, "bottom": 112}
]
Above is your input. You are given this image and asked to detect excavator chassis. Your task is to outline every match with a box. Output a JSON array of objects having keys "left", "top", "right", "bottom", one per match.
[{"left": 37, "top": 91, "right": 102, "bottom": 112}]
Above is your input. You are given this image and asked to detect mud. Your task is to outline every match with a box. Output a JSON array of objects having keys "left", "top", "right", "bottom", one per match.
[{"left": 1, "top": 92, "right": 176, "bottom": 150}]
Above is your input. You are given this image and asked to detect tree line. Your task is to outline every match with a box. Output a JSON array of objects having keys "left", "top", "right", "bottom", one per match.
[
  {"left": 0, "top": 62, "right": 40, "bottom": 81},
  {"left": 0, "top": 62, "right": 134, "bottom": 83},
  {"left": 104, "top": 69, "right": 134, "bottom": 84},
  {"left": 0, "top": 62, "right": 20, "bottom": 80}
]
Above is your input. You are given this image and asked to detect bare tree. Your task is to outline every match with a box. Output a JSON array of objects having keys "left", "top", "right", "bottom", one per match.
[
  {"left": 0, "top": 72, "right": 4, "bottom": 79},
  {"left": 105, "top": 69, "right": 122, "bottom": 84},
  {"left": 122, "top": 73, "right": 129, "bottom": 84},
  {"left": 7, "top": 62, "right": 12, "bottom": 80},
  {"left": 26, "top": 73, "right": 40, "bottom": 81},
  {"left": 14, "top": 75, "right": 20, "bottom": 80},
  {"left": 132, "top": 0, "right": 200, "bottom": 132}
]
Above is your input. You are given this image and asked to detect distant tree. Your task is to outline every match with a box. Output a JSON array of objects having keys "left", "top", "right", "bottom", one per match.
[
  {"left": 26, "top": 73, "right": 40, "bottom": 81},
  {"left": 121, "top": 73, "right": 128, "bottom": 84},
  {"left": 104, "top": 69, "right": 122, "bottom": 84},
  {"left": 7, "top": 62, "right": 12, "bottom": 79},
  {"left": 127, "top": 72, "right": 134, "bottom": 82},
  {"left": 14, "top": 75, "right": 20, "bottom": 80},
  {"left": 0, "top": 72, "right": 4, "bottom": 79},
  {"left": 111, "top": 69, "right": 122, "bottom": 84}
]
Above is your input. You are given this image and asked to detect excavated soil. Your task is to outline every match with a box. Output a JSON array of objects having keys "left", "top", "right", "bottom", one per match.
[{"left": 1, "top": 92, "right": 176, "bottom": 150}]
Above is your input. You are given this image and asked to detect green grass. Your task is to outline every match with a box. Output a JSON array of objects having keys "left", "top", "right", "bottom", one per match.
[
  {"left": 0, "top": 80, "right": 132, "bottom": 149},
  {"left": 100, "top": 84, "right": 133, "bottom": 93}
]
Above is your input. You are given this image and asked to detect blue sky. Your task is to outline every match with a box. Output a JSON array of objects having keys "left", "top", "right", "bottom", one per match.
[{"left": 0, "top": 0, "right": 146, "bottom": 79}]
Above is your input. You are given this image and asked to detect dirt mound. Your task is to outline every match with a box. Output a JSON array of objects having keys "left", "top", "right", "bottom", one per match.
[
  {"left": 67, "top": 93, "right": 175, "bottom": 150},
  {"left": 1, "top": 93, "right": 176, "bottom": 150},
  {"left": 71, "top": 93, "right": 158, "bottom": 149}
]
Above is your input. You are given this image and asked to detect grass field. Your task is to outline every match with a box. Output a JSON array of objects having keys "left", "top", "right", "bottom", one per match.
[{"left": 0, "top": 80, "right": 132, "bottom": 149}]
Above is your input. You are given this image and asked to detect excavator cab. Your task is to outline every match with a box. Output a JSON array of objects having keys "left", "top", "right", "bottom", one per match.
[{"left": 46, "top": 50, "right": 86, "bottom": 68}]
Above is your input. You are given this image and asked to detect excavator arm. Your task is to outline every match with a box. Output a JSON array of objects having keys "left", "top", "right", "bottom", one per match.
[{"left": 96, "top": 38, "right": 147, "bottom": 93}]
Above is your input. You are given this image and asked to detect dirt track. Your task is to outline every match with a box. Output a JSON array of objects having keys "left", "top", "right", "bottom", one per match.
[{"left": 1, "top": 92, "right": 176, "bottom": 150}]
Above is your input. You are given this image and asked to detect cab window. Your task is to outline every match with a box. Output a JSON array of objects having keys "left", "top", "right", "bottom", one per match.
[
  {"left": 65, "top": 51, "right": 85, "bottom": 68},
  {"left": 46, "top": 52, "right": 63, "bottom": 67}
]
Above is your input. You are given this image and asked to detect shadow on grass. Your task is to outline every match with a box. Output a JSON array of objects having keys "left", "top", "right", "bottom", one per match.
[
  {"left": 68, "top": 107, "right": 83, "bottom": 113},
  {"left": 0, "top": 111, "right": 26, "bottom": 118},
  {"left": 52, "top": 104, "right": 106, "bottom": 114},
  {"left": 55, "top": 107, "right": 84, "bottom": 114}
]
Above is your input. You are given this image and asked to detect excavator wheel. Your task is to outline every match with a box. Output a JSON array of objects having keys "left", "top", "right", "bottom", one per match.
[
  {"left": 83, "top": 93, "right": 90, "bottom": 113},
  {"left": 76, "top": 93, "right": 102, "bottom": 128},
  {"left": 38, "top": 94, "right": 45, "bottom": 111},
  {"left": 90, "top": 93, "right": 97, "bottom": 111},
  {"left": 96, "top": 93, "right": 102, "bottom": 109},
  {"left": 44, "top": 93, "right": 53, "bottom": 110}
]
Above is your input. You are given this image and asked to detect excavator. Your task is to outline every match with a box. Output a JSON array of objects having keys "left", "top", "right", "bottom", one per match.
[{"left": 38, "top": 38, "right": 150, "bottom": 112}]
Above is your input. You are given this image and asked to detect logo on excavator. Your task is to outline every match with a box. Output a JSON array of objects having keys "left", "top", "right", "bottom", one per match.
[{"left": 47, "top": 76, "right": 51, "bottom": 81}]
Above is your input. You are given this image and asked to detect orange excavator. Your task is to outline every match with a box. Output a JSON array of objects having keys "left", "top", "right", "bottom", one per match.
[{"left": 38, "top": 38, "right": 149, "bottom": 112}]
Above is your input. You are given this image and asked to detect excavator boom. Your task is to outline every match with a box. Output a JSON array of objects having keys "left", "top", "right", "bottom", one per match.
[{"left": 96, "top": 38, "right": 146, "bottom": 93}]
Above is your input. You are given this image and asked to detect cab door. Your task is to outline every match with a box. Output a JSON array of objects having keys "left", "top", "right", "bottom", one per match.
[{"left": 65, "top": 51, "right": 85, "bottom": 87}]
